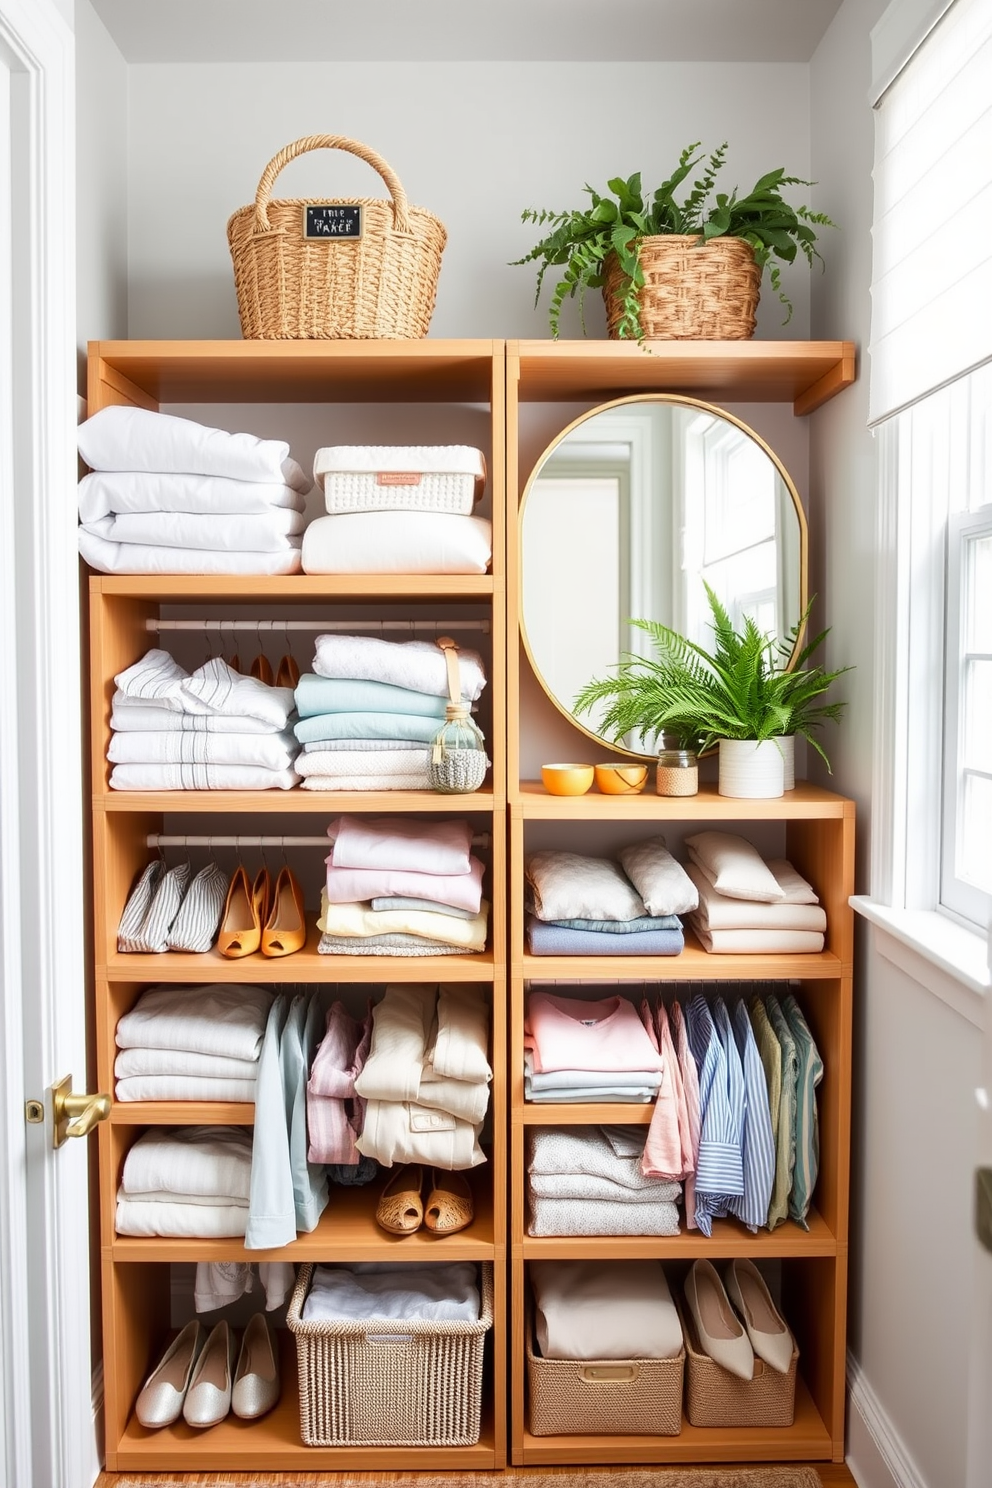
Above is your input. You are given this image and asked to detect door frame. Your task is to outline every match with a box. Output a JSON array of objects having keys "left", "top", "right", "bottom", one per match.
[{"left": 0, "top": 2, "right": 97, "bottom": 1485}]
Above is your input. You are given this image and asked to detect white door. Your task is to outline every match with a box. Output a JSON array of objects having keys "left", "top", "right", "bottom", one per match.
[
  {"left": 967, "top": 925, "right": 992, "bottom": 1488},
  {"left": 0, "top": 3, "right": 99, "bottom": 1486}
]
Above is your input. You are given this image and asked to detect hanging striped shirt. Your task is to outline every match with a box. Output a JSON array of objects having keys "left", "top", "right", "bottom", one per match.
[
  {"left": 686, "top": 994, "right": 744, "bottom": 1237},
  {"left": 727, "top": 998, "right": 776, "bottom": 1232}
]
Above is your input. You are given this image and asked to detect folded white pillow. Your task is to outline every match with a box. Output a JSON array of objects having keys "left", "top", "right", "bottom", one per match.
[
  {"left": 302, "top": 511, "right": 492, "bottom": 575},
  {"left": 683, "top": 830, "right": 784, "bottom": 903},
  {"left": 78, "top": 470, "right": 306, "bottom": 522},
  {"left": 77, "top": 406, "right": 310, "bottom": 491}
]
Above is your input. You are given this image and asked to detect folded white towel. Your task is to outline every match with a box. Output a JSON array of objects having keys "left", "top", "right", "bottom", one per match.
[
  {"left": 114, "top": 651, "right": 295, "bottom": 730},
  {"left": 115, "top": 1194, "right": 248, "bottom": 1238},
  {"left": 120, "top": 1126, "right": 253, "bottom": 1199},
  {"left": 110, "top": 697, "right": 281, "bottom": 735},
  {"left": 115, "top": 983, "right": 274, "bottom": 1061},
  {"left": 108, "top": 727, "right": 298, "bottom": 771},
  {"left": 115, "top": 1047, "right": 258, "bottom": 1080},
  {"left": 302, "top": 511, "right": 492, "bottom": 576},
  {"left": 529, "top": 1172, "right": 680, "bottom": 1203},
  {"left": 686, "top": 863, "right": 826, "bottom": 930},
  {"left": 92, "top": 508, "right": 306, "bottom": 553},
  {"left": 302, "top": 738, "right": 425, "bottom": 752},
  {"left": 527, "top": 1126, "right": 658, "bottom": 1188},
  {"left": 302, "top": 1262, "right": 481, "bottom": 1323},
  {"left": 527, "top": 1196, "right": 681, "bottom": 1237},
  {"left": 78, "top": 526, "right": 303, "bottom": 575},
  {"left": 301, "top": 771, "right": 430, "bottom": 792},
  {"left": 312, "top": 634, "right": 487, "bottom": 701},
  {"left": 298, "top": 750, "right": 430, "bottom": 780},
  {"left": 356, "top": 1099, "right": 485, "bottom": 1169},
  {"left": 115, "top": 1075, "right": 257, "bottom": 1102},
  {"left": 78, "top": 469, "right": 306, "bottom": 523},
  {"left": 77, "top": 405, "right": 310, "bottom": 490},
  {"left": 327, "top": 814, "right": 474, "bottom": 875},
  {"left": 110, "top": 760, "right": 299, "bottom": 791}
]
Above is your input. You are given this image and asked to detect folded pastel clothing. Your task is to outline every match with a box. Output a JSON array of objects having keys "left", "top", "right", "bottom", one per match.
[
  {"left": 353, "top": 985, "right": 435, "bottom": 1102},
  {"left": 302, "top": 1261, "right": 481, "bottom": 1323},
  {"left": 116, "top": 983, "right": 274, "bottom": 1060},
  {"left": 526, "top": 916, "right": 684, "bottom": 956},
  {"left": 79, "top": 527, "right": 303, "bottom": 575},
  {"left": 357, "top": 1098, "right": 485, "bottom": 1168},
  {"left": 686, "top": 863, "right": 827, "bottom": 930},
  {"left": 165, "top": 862, "right": 230, "bottom": 953},
  {"left": 312, "top": 634, "right": 487, "bottom": 701},
  {"left": 530, "top": 1260, "right": 682, "bottom": 1360},
  {"left": 526, "top": 991, "right": 665, "bottom": 1074},
  {"left": 526, "top": 1084, "right": 658, "bottom": 1103},
  {"left": 527, "top": 1126, "right": 660, "bottom": 1188},
  {"left": 317, "top": 893, "right": 489, "bottom": 952},
  {"left": 684, "top": 831, "right": 785, "bottom": 903},
  {"left": 303, "top": 511, "right": 492, "bottom": 576},
  {"left": 547, "top": 914, "right": 682, "bottom": 933},
  {"left": 295, "top": 674, "right": 449, "bottom": 719},
  {"left": 527, "top": 1196, "right": 680, "bottom": 1236},
  {"left": 417, "top": 1071, "right": 491, "bottom": 1124},
  {"left": 524, "top": 1056, "right": 661, "bottom": 1093},
  {"left": 325, "top": 856, "right": 485, "bottom": 914},
  {"left": 120, "top": 1126, "right": 253, "bottom": 1199},
  {"left": 115, "top": 1075, "right": 257, "bottom": 1102},
  {"left": 77, "top": 406, "right": 310, "bottom": 489},
  {"left": 303, "top": 737, "right": 426, "bottom": 753},
  {"left": 110, "top": 760, "right": 299, "bottom": 791},
  {"left": 86, "top": 508, "right": 306, "bottom": 552},
  {"left": 318, "top": 931, "right": 469, "bottom": 955},
  {"left": 616, "top": 836, "right": 699, "bottom": 916},
  {"left": 108, "top": 728, "right": 299, "bottom": 771},
  {"left": 111, "top": 698, "right": 283, "bottom": 735},
  {"left": 372, "top": 895, "right": 477, "bottom": 918},
  {"left": 529, "top": 1172, "right": 679, "bottom": 1203},
  {"left": 115, "top": 1046, "right": 258, "bottom": 1080},
  {"left": 525, "top": 850, "right": 646, "bottom": 923},
  {"left": 328, "top": 814, "right": 474, "bottom": 875},
  {"left": 294, "top": 711, "right": 441, "bottom": 745},
  {"left": 693, "top": 926, "right": 825, "bottom": 953},
  {"left": 691, "top": 852, "right": 820, "bottom": 906},
  {"left": 116, "top": 650, "right": 295, "bottom": 730},
  {"left": 430, "top": 983, "right": 493, "bottom": 1084},
  {"left": 78, "top": 469, "right": 306, "bottom": 522},
  {"left": 302, "top": 770, "right": 432, "bottom": 792},
  {"left": 297, "top": 749, "right": 430, "bottom": 780},
  {"left": 115, "top": 1195, "right": 249, "bottom": 1237}
]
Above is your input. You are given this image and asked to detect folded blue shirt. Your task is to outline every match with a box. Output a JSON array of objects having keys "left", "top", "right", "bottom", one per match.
[
  {"left": 525, "top": 915, "right": 684, "bottom": 956},
  {"left": 294, "top": 710, "right": 441, "bottom": 745},
  {"left": 294, "top": 673, "right": 448, "bottom": 720}
]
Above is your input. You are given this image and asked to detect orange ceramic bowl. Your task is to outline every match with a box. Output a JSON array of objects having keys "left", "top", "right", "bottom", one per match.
[
  {"left": 541, "top": 762, "right": 595, "bottom": 796},
  {"left": 594, "top": 762, "right": 649, "bottom": 795}
]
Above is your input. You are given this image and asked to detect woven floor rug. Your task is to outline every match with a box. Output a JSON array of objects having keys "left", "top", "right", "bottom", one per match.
[{"left": 102, "top": 1468, "right": 824, "bottom": 1488}]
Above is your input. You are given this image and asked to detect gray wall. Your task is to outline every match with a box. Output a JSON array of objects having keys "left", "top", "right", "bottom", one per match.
[{"left": 75, "top": 0, "right": 128, "bottom": 375}]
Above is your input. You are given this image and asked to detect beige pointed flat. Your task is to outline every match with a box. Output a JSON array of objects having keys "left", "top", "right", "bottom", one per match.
[
  {"left": 424, "top": 1168, "right": 474, "bottom": 1236},
  {"left": 375, "top": 1164, "right": 425, "bottom": 1234}
]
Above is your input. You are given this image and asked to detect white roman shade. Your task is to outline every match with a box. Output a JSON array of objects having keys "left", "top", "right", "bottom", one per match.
[{"left": 868, "top": 0, "right": 992, "bottom": 425}]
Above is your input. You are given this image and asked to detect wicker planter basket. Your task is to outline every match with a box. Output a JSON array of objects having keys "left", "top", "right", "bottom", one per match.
[
  {"left": 676, "top": 1292, "right": 798, "bottom": 1428},
  {"left": 227, "top": 135, "right": 447, "bottom": 340},
  {"left": 287, "top": 1261, "right": 492, "bottom": 1446},
  {"left": 603, "top": 234, "right": 761, "bottom": 340}
]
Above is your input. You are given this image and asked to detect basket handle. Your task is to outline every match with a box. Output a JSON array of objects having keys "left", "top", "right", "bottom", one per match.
[{"left": 253, "top": 135, "right": 412, "bottom": 235}]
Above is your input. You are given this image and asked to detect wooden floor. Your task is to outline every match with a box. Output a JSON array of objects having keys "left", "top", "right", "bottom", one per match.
[{"left": 94, "top": 1465, "right": 860, "bottom": 1486}]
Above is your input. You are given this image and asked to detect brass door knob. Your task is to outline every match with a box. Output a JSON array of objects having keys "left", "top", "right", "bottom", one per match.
[{"left": 51, "top": 1076, "right": 111, "bottom": 1149}]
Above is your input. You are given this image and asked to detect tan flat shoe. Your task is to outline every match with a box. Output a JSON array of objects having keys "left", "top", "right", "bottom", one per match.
[
  {"left": 375, "top": 1164, "right": 425, "bottom": 1234},
  {"left": 261, "top": 865, "right": 306, "bottom": 957},
  {"left": 217, "top": 866, "right": 261, "bottom": 958},
  {"left": 424, "top": 1168, "right": 474, "bottom": 1236}
]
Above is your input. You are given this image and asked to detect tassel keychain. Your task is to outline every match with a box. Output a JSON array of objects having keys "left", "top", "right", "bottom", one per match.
[{"left": 428, "top": 636, "right": 489, "bottom": 794}]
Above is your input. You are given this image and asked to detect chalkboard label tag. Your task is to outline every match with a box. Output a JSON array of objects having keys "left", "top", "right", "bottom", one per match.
[{"left": 303, "top": 204, "right": 363, "bottom": 240}]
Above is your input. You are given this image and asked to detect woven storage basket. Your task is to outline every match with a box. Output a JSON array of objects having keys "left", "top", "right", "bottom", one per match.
[
  {"left": 287, "top": 1261, "right": 492, "bottom": 1446},
  {"left": 676, "top": 1291, "right": 797, "bottom": 1428},
  {"left": 603, "top": 234, "right": 761, "bottom": 340},
  {"left": 314, "top": 445, "right": 487, "bottom": 515},
  {"left": 227, "top": 135, "right": 447, "bottom": 340},
  {"left": 525, "top": 1304, "right": 683, "bottom": 1436}
]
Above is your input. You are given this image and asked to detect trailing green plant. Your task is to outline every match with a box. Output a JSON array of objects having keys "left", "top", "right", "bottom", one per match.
[
  {"left": 512, "top": 142, "right": 835, "bottom": 339},
  {"left": 573, "top": 585, "right": 851, "bottom": 768}
]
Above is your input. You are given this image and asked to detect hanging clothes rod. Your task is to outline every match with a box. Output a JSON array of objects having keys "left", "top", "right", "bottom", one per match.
[
  {"left": 147, "top": 833, "right": 491, "bottom": 850},
  {"left": 145, "top": 619, "right": 490, "bottom": 633}
]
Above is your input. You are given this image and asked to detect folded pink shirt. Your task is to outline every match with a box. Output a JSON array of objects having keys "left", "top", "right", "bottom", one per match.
[
  {"left": 324, "top": 855, "right": 485, "bottom": 913},
  {"left": 327, "top": 815, "right": 474, "bottom": 876},
  {"left": 525, "top": 991, "right": 665, "bottom": 1074}
]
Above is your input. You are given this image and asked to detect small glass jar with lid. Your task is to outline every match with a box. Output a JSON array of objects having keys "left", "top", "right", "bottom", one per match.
[{"left": 656, "top": 748, "right": 699, "bottom": 797}]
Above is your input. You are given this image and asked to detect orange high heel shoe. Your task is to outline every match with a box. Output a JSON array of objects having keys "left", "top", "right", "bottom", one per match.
[
  {"left": 252, "top": 866, "right": 272, "bottom": 939},
  {"left": 261, "top": 865, "right": 306, "bottom": 957},
  {"left": 217, "top": 866, "right": 262, "bottom": 958},
  {"left": 275, "top": 654, "right": 300, "bottom": 690}
]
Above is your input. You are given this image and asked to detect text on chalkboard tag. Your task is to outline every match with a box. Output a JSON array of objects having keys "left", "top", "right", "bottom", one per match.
[{"left": 303, "top": 204, "right": 363, "bottom": 240}]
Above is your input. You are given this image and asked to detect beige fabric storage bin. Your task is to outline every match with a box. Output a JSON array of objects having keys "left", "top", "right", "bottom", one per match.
[
  {"left": 287, "top": 1261, "right": 493, "bottom": 1446},
  {"left": 676, "top": 1292, "right": 798, "bottom": 1428},
  {"left": 525, "top": 1315, "right": 683, "bottom": 1437},
  {"left": 314, "top": 445, "right": 487, "bottom": 515}
]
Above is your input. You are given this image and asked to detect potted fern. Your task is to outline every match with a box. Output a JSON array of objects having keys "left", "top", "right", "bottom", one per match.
[
  {"left": 573, "top": 586, "right": 850, "bottom": 798},
  {"left": 513, "top": 142, "right": 835, "bottom": 342}
]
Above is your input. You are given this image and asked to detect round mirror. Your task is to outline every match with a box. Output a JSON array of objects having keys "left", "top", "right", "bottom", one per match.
[{"left": 519, "top": 394, "right": 808, "bottom": 759}]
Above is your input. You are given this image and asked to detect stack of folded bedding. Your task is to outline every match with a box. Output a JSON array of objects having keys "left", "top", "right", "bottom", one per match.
[
  {"left": 524, "top": 837, "right": 696, "bottom": 955},
  {"left": 294, "top": 634, "right": 487, "bottom": 791},
  {"left": 683, "top": 831, "right": 826, "bottom": 953},
  {"left": 77, "top": 406, "right": 309, "bottom": 575},
  {"left": 530, "top": 1259, "right": 683, "bottom": 1359},
  {"left": 303, "top": 445, "right": 492, "bottom": 575},
  {"left": 115, "top": 1126, "right": 254, "bottom": 1237},
  {"left": 524, "top": 988, "right": 665, "bottom": 1103},
  {"left": 114, "top": 983, "right": 273, "bottom": 1101},
  {"left": 526, "top": 1126, "right": 681, "bottom": 1236},
  {"left": 353, "top": 983, "right": 491, "bottom": 1169},
  {"left": 108, "top": 648, "right": 300, "bottom": 790},
  {"left": 302, "top": 1260, "right": 482, "bottom": 1322},
  {"left": 318, "top": 814, "right": 489, "bottom": 956}
]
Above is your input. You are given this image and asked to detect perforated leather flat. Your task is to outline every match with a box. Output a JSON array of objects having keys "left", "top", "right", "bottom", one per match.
[{"left": 424, "top": 1168, "right": 474, "bottom": 1236}]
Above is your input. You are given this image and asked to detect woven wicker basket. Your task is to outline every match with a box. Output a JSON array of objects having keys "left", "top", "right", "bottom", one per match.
[
  {"left": 287, "top": 1261, "right": 492, "bottom": 1446},
  {"left": 676, "top": 1291, "right": 797, "bottom": 1428},
  {"left": 227, "top": 135, "right": 447, "bottom": 340},
  {"left": 603, "top": 234, "right": 761, "bottom": 340}
]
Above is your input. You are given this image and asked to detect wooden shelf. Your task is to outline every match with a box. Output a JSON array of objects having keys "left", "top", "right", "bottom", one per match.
[
  {"left": 509, "top": 339, "right": 857, "bottom": 417},
  {"left": 519, "top": 944, "right": 847, "bottom": 982},
  {"left": 89, "top": 572, "right": 497, "bottom": 599},
  {"left": 517, "top": 1209, "right": 837, "bottom": 1261},
  {"left": 519, "top": 1101, "right": 654, "bottom": 1125},
  {"left": 110, "top": 1101, "right": 255, "bottom": 1126},
  {"left": 514, "top": 780, "right": 854, "bottom": 819},
  {"left": 97, "top": 787, "right": 497, "bottom": 814}
]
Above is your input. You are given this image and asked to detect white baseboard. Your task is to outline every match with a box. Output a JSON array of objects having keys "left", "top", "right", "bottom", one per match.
[{"left": 847, "top": 1350, "right": 928, "bottom": 1488}]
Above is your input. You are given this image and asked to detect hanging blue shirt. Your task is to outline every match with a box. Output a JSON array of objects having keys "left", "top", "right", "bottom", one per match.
[
  {"left": 727, "top": 998, "right": 776, "bottom": 1232},
  {"left": 686, "top": 994, "right": 744, "bottom": 1237}
]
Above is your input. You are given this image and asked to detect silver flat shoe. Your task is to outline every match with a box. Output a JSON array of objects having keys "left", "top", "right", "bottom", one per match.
[
  {"left": 182, "top": 1319, "right": 235, "bottom": 1429},
  {"left": 135, "top": 1320, "right": 205, "bottom": 1429},
  {"left": 232, "top": 1312, "right": 280, "bottom": 1420}
]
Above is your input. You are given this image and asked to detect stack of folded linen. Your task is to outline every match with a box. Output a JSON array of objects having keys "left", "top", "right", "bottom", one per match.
[
  {"left": 294, "top": 634, "right": 487, "bottom": 791},
  {"left": 303, "top": 445, "right": 492, "bottom": 575},
  {"left": 318, "top": 814, "right": 488, "bottom": 956},
  {"left": 114, "top": 983, "right": 273, "bottom": 1101},
  {"left": 530, "top": 1259, "right": 683, "bottom": 1360},
  {"left": 683, "top": 831, "right": 826, "bottom": 953},
  {"left": 524, "top": 988, "right": 665, "bottom": 1103},
  {"left": 109, "top": 648, "right": 300, "bottom": 790},
  {"left": 353, "top": 983, "right": 491, "bottom": 1170},
  {"left": 526, "top": 1126, "right": 681, "bottom": 1236},
  {"left": 77, "top": 406, "right": 309, "bottom": 575},
  {"left": 524, "top": 838, "right": 696, "bottom": 955},
  {"left": 115, "top": 1126, "right": 254, "bottom": 1237},
  {"left": 302, "top": 1260, "right": 482, "bottom": 1322}
]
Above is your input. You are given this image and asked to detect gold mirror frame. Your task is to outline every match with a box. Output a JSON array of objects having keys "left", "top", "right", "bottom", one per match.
[{"left": 518, "top": 393, "right": 809, "bottom": 760}]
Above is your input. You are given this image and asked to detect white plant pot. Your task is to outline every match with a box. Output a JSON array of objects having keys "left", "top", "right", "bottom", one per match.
[
  {"left": 781, "top": 734, "right": 795, "bottom": 790},
  {"left": 718, "top": 738, "right": 785, "bottom": 799}
]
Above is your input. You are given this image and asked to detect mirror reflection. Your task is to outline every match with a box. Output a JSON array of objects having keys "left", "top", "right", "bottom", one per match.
[{"left": 520, "top": 395, "right": 807, "bottom": 757}]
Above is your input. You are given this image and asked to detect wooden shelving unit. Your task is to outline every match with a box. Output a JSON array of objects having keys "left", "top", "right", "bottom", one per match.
[
  {"left": 505, "top": 338, "right": 855, "bottom": 1467},
  {"left": 86, "top": 339, "right": 508, "bottom": 1474}
]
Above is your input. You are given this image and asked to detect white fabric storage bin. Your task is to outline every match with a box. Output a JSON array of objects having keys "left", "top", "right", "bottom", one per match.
[{"left": 314, "top": 445, "right": 486, "bottom": 515}]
